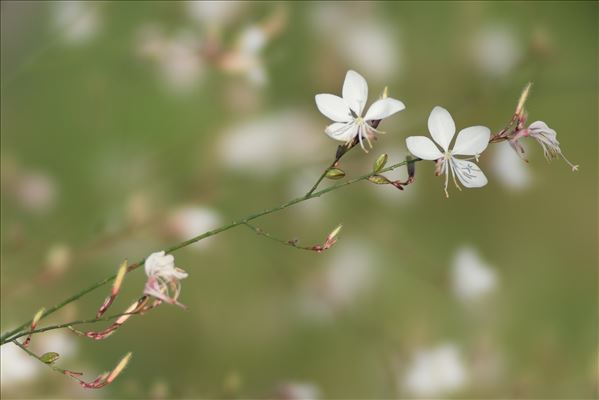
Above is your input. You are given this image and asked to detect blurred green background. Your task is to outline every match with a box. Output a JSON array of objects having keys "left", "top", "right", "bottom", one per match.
[{"left": 1, "top": 1, "right": 597, "bottom": 399}]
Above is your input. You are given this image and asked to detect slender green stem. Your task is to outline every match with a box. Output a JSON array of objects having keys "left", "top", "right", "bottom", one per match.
[
  {"left": 4, "top": 311, "right": 141, "bottom": 343},
  {"left": 305, "top": 139, "right": 359, "bottom": 196},
  {"left": 0, "top": 158, "right": 419, "bottom": 345},
  {"left": 305, "top": 161, "right": 336, "bottom": 196}
]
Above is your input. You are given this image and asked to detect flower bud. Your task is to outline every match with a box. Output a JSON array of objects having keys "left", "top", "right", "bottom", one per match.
[
  {"left": 373, "top": 154, "right": 388, "bottom": 173},
  {"left": 41, "top": 352, "right": 60, "bottom": 364},
  {"left": 325, "top": 168, "right": 346, "bottom": 180},
  {"left": 516, "top": 82, "right": 532, "bottom": 116},
  {"left": 380, "top": 86, "right": 389, "bottom": 100},
  {"left": 406, "top": 155, "right": 416, "bottom": 181},
  {"left": 327, "top": 224, "right": 343, "bottom": 242},
  {"left": 106, "top": 352, "right": 132, "bottom": 384},
  {"left": 112, "top": 260, "right": 128, "bottom": 296},
  {"left": 32, "top": 308, "right": 45, "bottom": 327},
  {"left": 368, "top": 175, "right": 389, "bottom": 185}
]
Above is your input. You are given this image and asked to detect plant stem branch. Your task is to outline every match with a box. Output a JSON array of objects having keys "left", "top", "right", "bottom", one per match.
[
  {"left": 0, "top": 158, "right": 419, "bottom": 345},
  {"left": 4, "top": 312, "right": 141, "bottom": 343},
  {"left": 13, "top": 340, "right": 80, "bottom": 381},
  {"left": 243, "top": 222, "right": 323, "bottom": 251}
]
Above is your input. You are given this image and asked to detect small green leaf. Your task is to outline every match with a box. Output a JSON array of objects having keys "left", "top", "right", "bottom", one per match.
[
  {"left": 40, "top": 352, "right": 60, "bottom": 364},
  {"left": 325, "top": 168, "right": 346, "bottom": 180},
  {"left": 373, "top": 154, "right": 388, "bottom": 172},
  {"left": 368, "top": 175, "right": 389, "bottom": 185}
]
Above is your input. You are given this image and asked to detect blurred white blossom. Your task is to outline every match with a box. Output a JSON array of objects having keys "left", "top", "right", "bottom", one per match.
[
  {"left": 218, "top": 24, "right": 269, "bottom": 87},
  {"left": 0, "top": 342, "right": 40, "bottom": 388},
  {"left": 45, "top": 243, "right": 72, "bottom": 276},
  {"left": 15, "top": 171, "right": 58, "bottom": 213},
  {"left": 274, "top": 381, "right": 321, "bottom": 400},
  {"left": 286, "top": 168, "right": 333, "bottom": 219},
  {"left": 166, "top": 206, "right": 222, "bottom": 250},
  {"left": 472, "top": 25, "right": 522, "bottom": 77},
  {"left": 52, "top": 1, "right": 101, "bottom": 45},
  {"left": 37, "top": 331, "right": 78, "bottom": 359},
  {"left": 401, "top": 343, "right": 468, "bottom": 397},
  {"left": 137, "top": 25, "right": 204, "bottom": 94},
  {"left": 490, "top": 141, "right": 532, "bottom": 190},
  {"left": 309, "top": 4, "right": 400, "bottom": 81},
  {"left": 217, "top": 7, "right": 287, "bottom": 87},
  {"left": 339, "top": 22, "right": 400, "bottom": 80},
  {"left": 299, "top": 239, "right": 377, "bottom": 319},
  {"left": 186, "top": 0, "right": 245, "bottom": 28},
  {"left": 218, "top": 110, "right": 325, "bottom": 178},
  {"left": 452, "top": 246, "right": 498, "bottom": 302}
]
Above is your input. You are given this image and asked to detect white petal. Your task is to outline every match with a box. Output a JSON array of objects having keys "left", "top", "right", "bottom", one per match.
[
  {"left": 452, "top": 126, "right": 490, "bottom": 156},
  {"left": 428, "top": 106, "right": 456, "bottom": 151},
  {"left": 364, "top": 98, "right": 405, "bottom": 121},
  {"left": 315, "top": 94, "right": 352, "bottom": 122},
  {"left": 451, "top": 158, "right": 488, "bottom": 188},
  {"left": 325, "top": 122, "right": 358, "bottom": 142},
  {"left": 406, "top": 136, "right": 444, "bottom": 160},
  {"left": 342, "top": 70, "right": 368, "bottom": 116}
]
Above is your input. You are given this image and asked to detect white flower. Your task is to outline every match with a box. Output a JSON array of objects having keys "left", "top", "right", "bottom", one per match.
[
  {"left": 527, "top": 121, "right": 578, "bottom": 171},
  {"left": 401, "top": 344, "right": 468, "bottom": 397},
  {"left": 406, "top": 106, "right": 490, "bottom": 197},
  {"left": 315, "top": 70, "right": 405, "bottom": 152},
  {"left": 144, "top": 251, "right": 188, "bottom": 307}
]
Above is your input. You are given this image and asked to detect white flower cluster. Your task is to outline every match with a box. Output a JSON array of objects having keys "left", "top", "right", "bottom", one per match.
[{"left": 315, "top": 70, "right": 576, "bottom": 197}]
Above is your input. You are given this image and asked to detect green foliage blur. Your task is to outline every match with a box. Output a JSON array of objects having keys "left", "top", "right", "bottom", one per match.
[{"left": 1, "top": 1, "right": 597, "bottom": 398}]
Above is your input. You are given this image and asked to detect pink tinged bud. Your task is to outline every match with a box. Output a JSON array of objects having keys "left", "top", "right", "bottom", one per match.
[
  {"left": 73, "top": 352, "right": 132, "bottom": 389},
  {"left": 515, "top": 82, "right": 532, "bottom": 116},
  {"left": 106, "top": 352, "right": 132, "bottom": 384},
  {"left": 327, "top": 224, "right": 343, "bottom": 242},
  {"left": 315, "top": 224, "right": 343, "bottom": 252},
  {"left": 112, "top": 260, "right": 128, "bottom": 295},
  {"left": 32, "top": 308, "right": 45, "bottom": 327},
  {"left": 96, "top": 260, "right": 128, "bottom": 319},
  {"left": 23, "top": 307, "right": 45, "bottom": 347},
  {"left": 72, "top": 297, "right": 149, "bottom": 340}
]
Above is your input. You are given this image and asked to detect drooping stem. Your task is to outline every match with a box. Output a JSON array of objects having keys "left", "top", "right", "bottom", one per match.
[
  {"left": 243, "top": 221, "right": 336, "bottom": 252},
  {"left": 0, "top": 158, "right": 419, "bottom": 345},
  {"left": 13, "top": 340, "right": 80, "bottom": 381}
]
